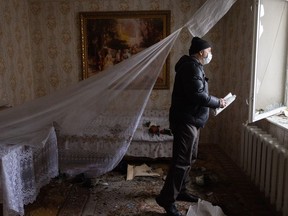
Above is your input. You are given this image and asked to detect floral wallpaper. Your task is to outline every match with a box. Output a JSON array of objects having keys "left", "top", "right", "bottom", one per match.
[
  {"left": 26, "top": 0, "right": 204, "bottom": 106},
  {"left": 0, "top": 0, "right": 34, "bottom": 105},
  {"left": 215, "top": 0, "right": 254, "bottom": 162},
  {"left": 0, "top": 0, "right": 255, "bottom": 165}
]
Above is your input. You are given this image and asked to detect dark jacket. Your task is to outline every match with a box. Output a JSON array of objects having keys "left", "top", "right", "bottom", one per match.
[{"left": 169, "top": 55, "right": 220, "bottom": 128}]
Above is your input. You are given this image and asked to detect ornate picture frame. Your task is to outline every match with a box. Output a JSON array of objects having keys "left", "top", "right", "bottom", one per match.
[{"left": 79, "top": 10, "right": 170, "bottom": 89}]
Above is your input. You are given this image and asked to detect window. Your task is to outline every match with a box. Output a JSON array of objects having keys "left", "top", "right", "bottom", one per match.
[{"left": 249, "top": 0, "right": 288, "bottom": 124}]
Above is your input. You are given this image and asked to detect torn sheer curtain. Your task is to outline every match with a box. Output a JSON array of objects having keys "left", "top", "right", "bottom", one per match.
[{"left": 0, "top": 0, "right": 237, "bottom": 177}]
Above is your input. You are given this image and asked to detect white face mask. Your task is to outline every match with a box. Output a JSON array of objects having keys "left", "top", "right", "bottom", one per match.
[{"left": 203, "top": 52, "right": 212, "bottom": 65}]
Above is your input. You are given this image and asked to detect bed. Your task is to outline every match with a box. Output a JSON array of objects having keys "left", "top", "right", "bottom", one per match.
[
  {"left": 126, "top": 109, "right": 173, "bottom": 158},
  {"left": 57, "top": 109, "right": 173, "bottom": 176}
]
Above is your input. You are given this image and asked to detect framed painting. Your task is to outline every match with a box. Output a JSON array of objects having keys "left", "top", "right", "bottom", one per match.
[{"left": 79, "top": 10, "right": 171, "bottom": 89}]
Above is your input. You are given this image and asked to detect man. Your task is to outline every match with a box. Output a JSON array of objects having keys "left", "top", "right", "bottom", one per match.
[{"left": 156, "top": 37, "right": 226, "bottom": 216}]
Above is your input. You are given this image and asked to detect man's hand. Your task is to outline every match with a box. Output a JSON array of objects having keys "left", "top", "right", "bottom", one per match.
[{"left": 219, "top": 98, "right": 227, "bottom": 108}]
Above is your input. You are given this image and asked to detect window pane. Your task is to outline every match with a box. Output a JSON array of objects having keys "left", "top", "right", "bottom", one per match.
[{"left": 249, "top": 0, "right": 288, "bottom": 122}]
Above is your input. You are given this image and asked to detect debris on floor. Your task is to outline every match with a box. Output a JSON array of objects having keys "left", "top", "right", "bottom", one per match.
[
  {"left": 194, "top": 173, "right": 219, "bottom": 186},
  {"left": 187, "top": 199, "right": 226, "bottom": 216},
  {"left": 126, "top": 163, "right": 163, "bottom": 180}
]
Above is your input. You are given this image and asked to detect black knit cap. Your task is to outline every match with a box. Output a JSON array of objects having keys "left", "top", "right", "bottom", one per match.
[{"left": 189, "top": 37, "right": 211, "bottom": 55}]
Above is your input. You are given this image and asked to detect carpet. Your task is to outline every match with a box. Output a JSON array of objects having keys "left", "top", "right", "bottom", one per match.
[
  {"left": 81, "top": 169, "right": 192, "bottom": 216},
  {"left": 24, "top": 175, "right": 90, "bottom": 216},
  {"left": 24, "top": 144, "right": 281, "bottom": 216},
  {"left": 57, "top": 182, "right": 89, "bottom": 216}
]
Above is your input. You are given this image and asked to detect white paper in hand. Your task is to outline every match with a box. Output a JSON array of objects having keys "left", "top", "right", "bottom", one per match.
[{"left": 212, "top": 92, "right": 236, "bottom": 116}]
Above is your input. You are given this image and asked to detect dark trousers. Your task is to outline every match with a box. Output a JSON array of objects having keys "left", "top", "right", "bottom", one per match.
[{"left": 158, "top": 121, "right": 199, "bottom": 204}]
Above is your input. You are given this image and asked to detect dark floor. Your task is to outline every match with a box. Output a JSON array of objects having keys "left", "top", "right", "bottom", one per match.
[{"left": 23, "top": 144, "right": 282, "bottom": 216}]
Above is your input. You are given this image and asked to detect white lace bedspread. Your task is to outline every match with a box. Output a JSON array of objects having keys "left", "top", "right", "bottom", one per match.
[
  {"left": 133, "top": 127, "right": 173, "bottom": 142},
  {"left": 132, "top": 109, "right": 172, "bottom": 141},
  {"left": 58, "top": 110, "right": 173, "bottom": 176},
  {"left": 126, "top": 140, "right": 172, "bottom": 158},
  {"left": 0, "top": 127, "right": 58, "bottom": 216},
  {"left": 126, "top": 109, "right": 173, "bottom": 158}
]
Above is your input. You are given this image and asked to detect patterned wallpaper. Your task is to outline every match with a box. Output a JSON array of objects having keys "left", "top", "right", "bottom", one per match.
[
  {"left": 27, "top": 0, "right": 204, "bottom": 106},
  {"left": 0, "top": 0, "right": 34, "bottom": 105},
  {"left": 215, "top": 0, "right": 254, "bottom": 162},
  {"left": 0, "top": 0, "right": 254, "bottom": 164}
]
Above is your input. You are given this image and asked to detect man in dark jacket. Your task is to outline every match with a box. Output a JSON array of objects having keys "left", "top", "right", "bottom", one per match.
[{"left": 156, "top": 37, "right": 226, "bottom": 216}]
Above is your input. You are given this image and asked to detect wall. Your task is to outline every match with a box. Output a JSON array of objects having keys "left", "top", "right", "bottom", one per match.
[
  {"left": 27, "top": 0, "right": 205, "bottom": 103},
  {"left": 215, "top": 0, "right": 255, "bottom": 164},
  {"left": 0, "top": 0, "right": 34, "bottom": 105},
  {"left": 0, "top": 0, "right": 265, "bottom": 167}
]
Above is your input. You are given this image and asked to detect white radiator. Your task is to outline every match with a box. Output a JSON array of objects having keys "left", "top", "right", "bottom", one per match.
[{"left": 241, "top": 125, "right": 288, "bottom": 216}]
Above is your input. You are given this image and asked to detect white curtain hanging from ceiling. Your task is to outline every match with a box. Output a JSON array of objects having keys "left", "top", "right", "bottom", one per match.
[{"left": 0, "top": 0, "right": 237, "bottom": 177}]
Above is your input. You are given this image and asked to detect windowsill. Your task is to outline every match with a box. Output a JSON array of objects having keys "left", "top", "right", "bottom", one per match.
[{"left": 266, "top": 113, "right": 288, "bottom": 131}]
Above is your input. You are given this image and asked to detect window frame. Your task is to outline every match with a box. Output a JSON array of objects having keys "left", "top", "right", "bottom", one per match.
[{"left": 248, "top": 0, "right": 288, "bottom": 124}]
